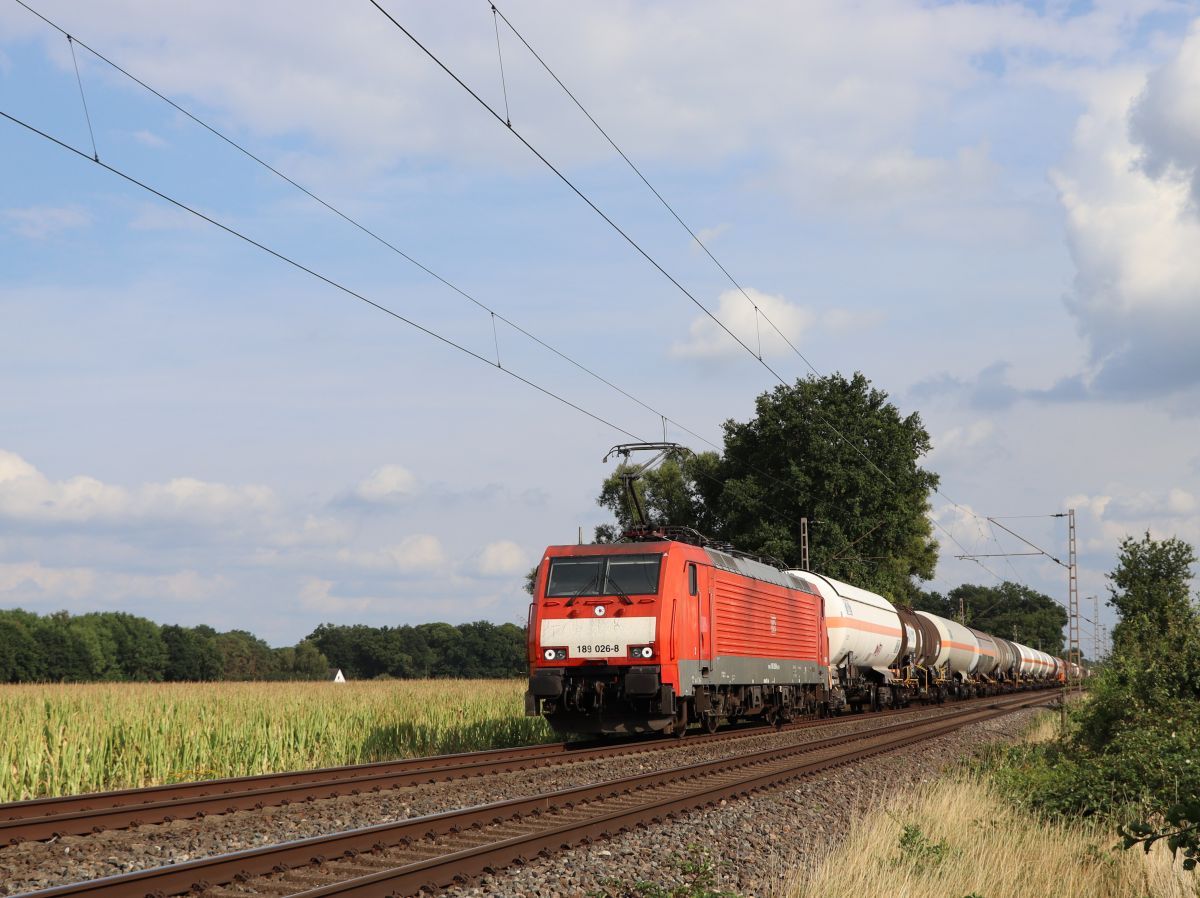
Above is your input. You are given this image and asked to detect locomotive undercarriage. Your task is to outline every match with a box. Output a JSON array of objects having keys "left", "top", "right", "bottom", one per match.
[
  {"left": 527, "top": 664, "right": 678, "bottom": 735},
  {"left": 526, "top": 664, "right": 827, "bottom": 736},
  {"left": 686, "top": 682, "right": 826, "bottom": 734}
]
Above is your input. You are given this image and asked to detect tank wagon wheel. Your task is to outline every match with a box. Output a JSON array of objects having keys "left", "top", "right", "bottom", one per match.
[{"left": 702, "top": 713, "right": 720, "bottom": 735}]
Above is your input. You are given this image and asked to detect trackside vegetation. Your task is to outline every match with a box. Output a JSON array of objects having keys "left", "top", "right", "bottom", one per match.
[
  {"left": 786, "top": 771, "right": 1195, "bottom": 898},
  {"left": 986, "top": 532, "right": 1200, "bottom": 873},
  {"left": 0, "top": 679, "right": 552, "bottom": 802}
]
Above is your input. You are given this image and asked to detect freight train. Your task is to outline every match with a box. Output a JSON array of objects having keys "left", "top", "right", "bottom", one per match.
[{"left": 524, "top": 528, "right": 1073, "bottom": 736}]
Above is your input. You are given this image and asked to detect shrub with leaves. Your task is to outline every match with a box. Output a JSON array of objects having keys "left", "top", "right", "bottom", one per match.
[
  {"left": 1119, "top": 800, "right": 1200, "bottom": 872},
  {"left": 893, "top": 823, "right": 953, "bottom": 872},
  {"left": 984, "top": 533, "right": 1200, "bottom": 875}
]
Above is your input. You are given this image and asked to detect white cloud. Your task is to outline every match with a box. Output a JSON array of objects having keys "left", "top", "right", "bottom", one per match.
[
  {"left": 930, "top": 420, "right": 996, "bottom": 461},
  {"left": 930, "top": 501, "right": 996, "bottom": 550},
  {"left": 694, "top": 224, "right": 729, "bottom": 245},
  {"left": 1064, "top": 487, "right": 1200, "bottom": 555},
  {"left": 1167, "top": 488, "right": 1198, "bottom": 516},
  {"left": 1064, "top": 493, "right": 1113, "bottom": 519},
  {"left": 337, "top": 535, "right": 446, "bottom": 572},
  {"left": 670, "top": 288, "right": 815, "bottom": 360},
  {"left": 298, "top": 577, "right": 374, "bottom": 615},
  {"left": 821, "top": 308, "right": 886, "bottom": 334},
  {"left": 354, "top": 464, "right": 417, "bottom": 504},
  {"left": 0, "top": 449, "right": 275, "bottom": 525},
  {"left": 0, "top": 1, "right": 1159, "bottom": 196},
  {"left": 271, "top": 514, "right": 351, "bottom": 548},
  {"left": 1051, "top": 24, "right": 1200, "bottom": 397},
  {"left": 472, "top": 540, "right": 529, "bottom": 577},
  {"left": 1130, "top": 19, "right": 1200, "bottom": 205},
  {"left": 131, "top": 129, "right": 167, "bottom": 148},
  {"left": 0, "top": 561, "right": 226, "bottom": 605},
  {"left": 3, "top": 205, "right": 90, "bottom": 239}
]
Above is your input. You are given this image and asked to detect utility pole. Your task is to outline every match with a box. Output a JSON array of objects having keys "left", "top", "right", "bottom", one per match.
[
  {"left": 1091, "top": 594, "right": 1099, "bottom": 663},
  {"left": 1068, "top": 508, "right": 1081, "bottom": 691},
  {"left": 800, "top": 517, "right": 810, "bottom": 571}
]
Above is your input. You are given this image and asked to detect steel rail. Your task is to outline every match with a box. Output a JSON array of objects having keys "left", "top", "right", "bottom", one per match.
[
  {"left": 12, "top": 692, "right": 1054, "bottom": 898},
  {"left": 293, "top": 694, "right": 1054, "bottom": 898},
  {"left": 0, "top": 688, "right": 1052, "bottom": 843}
]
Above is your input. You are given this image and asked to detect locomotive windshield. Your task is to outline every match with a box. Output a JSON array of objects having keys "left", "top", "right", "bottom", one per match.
[{"left": 545, "top": 554, "right": 662, "bottom": 598}]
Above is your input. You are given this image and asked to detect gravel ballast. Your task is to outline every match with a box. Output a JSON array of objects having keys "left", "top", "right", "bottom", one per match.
[
  {"left": 444, "top": 707, "right": 1046, "bottom": 898},
  {"left": 0, "top": 703, "right": 1048, "bottom": 897}
]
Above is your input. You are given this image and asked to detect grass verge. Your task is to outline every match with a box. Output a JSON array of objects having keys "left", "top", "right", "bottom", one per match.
[{"left": 785, "top": 711, "right": 1198, "bottom": 898}]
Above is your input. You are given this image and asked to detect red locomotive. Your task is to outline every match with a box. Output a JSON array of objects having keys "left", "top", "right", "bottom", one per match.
[{"left": 524, "top": 531, "right": 830, "bottom": 735}]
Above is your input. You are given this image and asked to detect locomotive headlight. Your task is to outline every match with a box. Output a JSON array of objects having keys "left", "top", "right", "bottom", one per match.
[
  {"left": 629, "top": 645, "right": 654, "bottom": 659},
  {"left": 542, "top": 647, "right": 567, "bottom": 661},
  {"left": 543, "top": 648, "right": 556, "bottom": 661}
]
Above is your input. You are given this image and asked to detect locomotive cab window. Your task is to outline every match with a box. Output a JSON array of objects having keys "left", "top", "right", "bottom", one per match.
[
  {"left": 687, "top": 562, "right": 698, "bottom": 596},
  {"left": 545, "top": 558, "right": 604, "bottom": 597},
  {"left": 545, "top": 554, "right": 662, "bottom": 598},
  {"left": 604, "top": 555, "right": 661, "bottom": 596}
]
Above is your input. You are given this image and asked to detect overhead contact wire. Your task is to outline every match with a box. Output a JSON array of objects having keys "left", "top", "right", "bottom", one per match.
[
  {"left": 8, "top": 1, "right": 840, "bottom": 567},
  {"left": 9, "top": 2, "right": 724, "bottom": 447},
  {"left": 0, "top": 109, "right": 646, "bottom": 445},
  {"left": 489, "top": 0, "right": 822, "bottom": 378},
  {"left": 487, "top": 1, "right": 1022, "bottom": 566},
  {"left": 366, "top": 0, "right": 774, "bottom": 379}
]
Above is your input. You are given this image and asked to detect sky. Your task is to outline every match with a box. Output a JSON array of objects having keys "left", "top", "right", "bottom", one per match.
[{"left": 3, "top": 0, "right": 1200, "bottom": 650}]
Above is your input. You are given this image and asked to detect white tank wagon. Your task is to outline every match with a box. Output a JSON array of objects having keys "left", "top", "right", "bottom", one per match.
[
  {"left": 787, "top": 568, "right": 1068, "bottom": 710},
  {"left": 1010, "top": 642, "right": 1057, "bottom": 681},
  {"left": 803, "top": 573, "right": 904, "bottom": 669},
  {"left": 795, "top": 572, "right": 905, "bottom": 712},
  {"left": 915, "top": 611, "right": 986, "bottom": 679},
  {"left": 986, "top": 636, "right": 1022, "bottom": 682}
]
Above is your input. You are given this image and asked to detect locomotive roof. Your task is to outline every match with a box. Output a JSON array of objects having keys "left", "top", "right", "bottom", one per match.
[{"left": 703, "top": 547, "right": 797, "bottom": 590}]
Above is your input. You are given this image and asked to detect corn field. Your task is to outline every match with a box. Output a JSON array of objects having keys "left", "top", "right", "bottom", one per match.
[{"left": 0, "top": 680, "right": 554, "bottom": 802}]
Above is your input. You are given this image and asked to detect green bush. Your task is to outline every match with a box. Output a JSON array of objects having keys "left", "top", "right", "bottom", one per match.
[{"left": 986, "top": 533, "right": 1200, "bottom": 876}]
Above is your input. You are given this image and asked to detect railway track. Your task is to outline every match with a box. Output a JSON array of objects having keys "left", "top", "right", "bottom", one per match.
[
  {"left": 14, "top": 691, "right": 1056, "bottom": 898},
  {"left": 0, "top": 689, "right": 1057, "bottom": 844}
]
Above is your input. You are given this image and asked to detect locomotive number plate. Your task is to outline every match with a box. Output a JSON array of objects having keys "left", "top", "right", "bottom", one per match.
[{"left": 574, "top": 643, "right": 621, "bottom": 657}]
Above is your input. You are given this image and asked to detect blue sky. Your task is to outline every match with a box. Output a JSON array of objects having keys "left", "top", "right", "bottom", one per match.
[{"left": 3, "top": 0, "right": 1200, "bottom": 649}]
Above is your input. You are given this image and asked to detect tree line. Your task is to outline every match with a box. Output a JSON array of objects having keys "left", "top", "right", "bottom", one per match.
[
  {"left": 0, "top": 609, "right": 528, "bottom": 683},
  {"left": 307, "top": 621, "right": 527, "bottom": 679}
]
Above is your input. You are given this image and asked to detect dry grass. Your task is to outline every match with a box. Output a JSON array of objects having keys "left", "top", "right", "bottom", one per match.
[
  {"left": 786, "top": 712, "right": 1197, "bottom": 898},
  {"left": 0, "top": 679, "right": 553, "bottom": 802}
]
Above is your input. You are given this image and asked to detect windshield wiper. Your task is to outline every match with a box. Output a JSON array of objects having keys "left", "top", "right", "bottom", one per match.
[
  {"left": 605, "top": 575, "right": 635, "bottom": 605},
  {"left": 564, "top": 570, "right": 599, "bottom": 607}
]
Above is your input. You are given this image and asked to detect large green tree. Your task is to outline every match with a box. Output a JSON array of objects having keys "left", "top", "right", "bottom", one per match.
[
  {"left": 595, "top": 372, "right": 940, "bottom": 600},
  {"left": 1108, "top": 531, "right": 1197, "bottom": 646}
]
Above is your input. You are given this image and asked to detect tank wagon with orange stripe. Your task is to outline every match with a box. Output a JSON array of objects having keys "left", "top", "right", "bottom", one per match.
[
  {"left": 526, "top": 529, "right": 1062, "bottom": 735},
  {"left": 797, "top": 572, "right": 1062, "bottom": 712}
]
